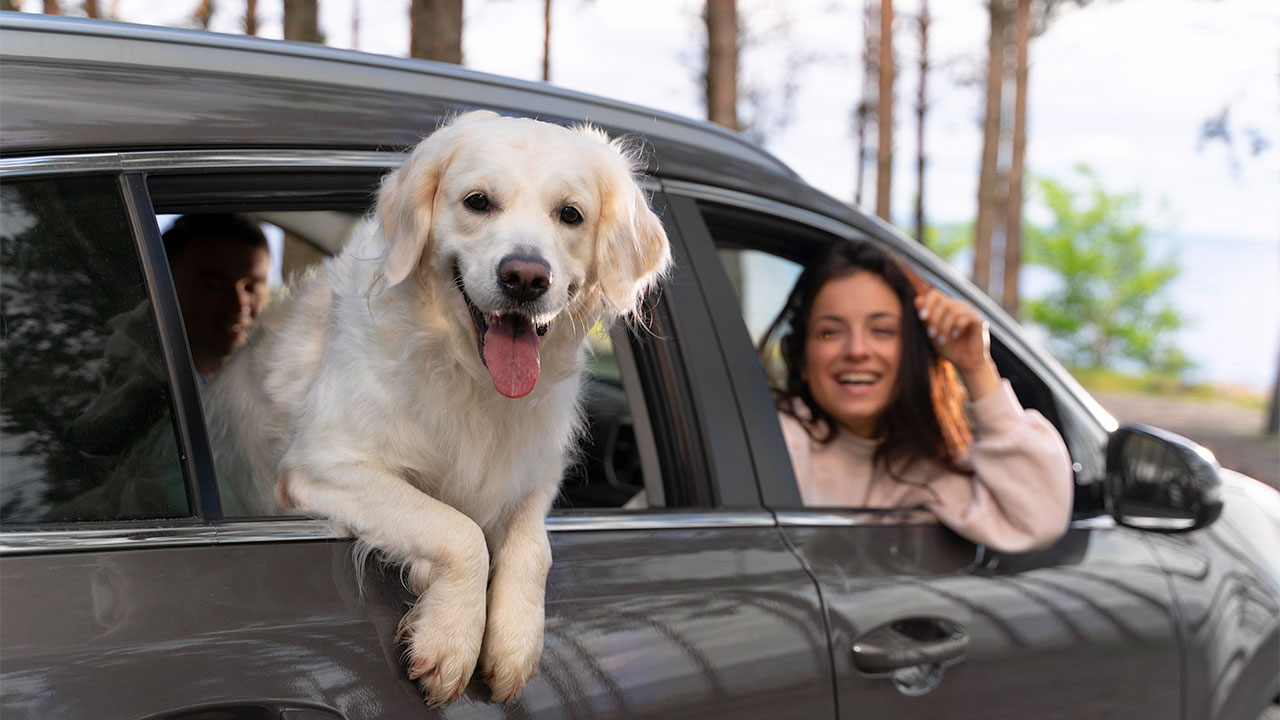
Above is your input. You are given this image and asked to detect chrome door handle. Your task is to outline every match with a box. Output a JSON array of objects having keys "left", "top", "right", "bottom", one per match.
[{"left": 851, "top": 617, "right": 968, "bottom": 674}]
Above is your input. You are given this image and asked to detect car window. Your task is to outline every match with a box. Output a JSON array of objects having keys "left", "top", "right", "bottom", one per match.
[
  {"left": 151, "top": 206, "right": 666, "bottom": 516},
  {"left": 0, "top": 177, "right": 189, "bottom": 524},
  {"left": 699, "top": 200, "right": 1079, "bottom": 513}
]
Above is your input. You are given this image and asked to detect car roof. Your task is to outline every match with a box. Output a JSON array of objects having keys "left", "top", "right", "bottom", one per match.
[
  {"left": 1, "top": 18, "right": 788, "bottom": 183},
  {"left": 0, "top": 13, "right": 889, "bottom": 252}
]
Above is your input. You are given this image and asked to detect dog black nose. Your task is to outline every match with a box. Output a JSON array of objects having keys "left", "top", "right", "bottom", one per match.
[{"left": 497, "top": 254, "right": 552, "bottom": 303}]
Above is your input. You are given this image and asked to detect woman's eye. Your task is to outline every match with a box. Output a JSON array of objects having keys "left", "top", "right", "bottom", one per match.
[
  {"left": 872, "top": 327, "right": 897, "bottom": 337},
  {"left": 816, "top": 329, "right": 836, "bottom": 341},
  {"left": 559, "top": 206, "right": 583, "bottom": 225},
  {"left": 463, "top": 192, "right": 490, "bottom": 211}
]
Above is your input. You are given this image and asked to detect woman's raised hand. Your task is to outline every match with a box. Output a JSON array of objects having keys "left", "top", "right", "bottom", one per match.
[{"left": 914, "top": 289, "right": 1001, "bottom": 401}]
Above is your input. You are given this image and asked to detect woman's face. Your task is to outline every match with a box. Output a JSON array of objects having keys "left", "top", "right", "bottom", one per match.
[{"left": 803, "top": 271, "right": 903, "bottom": 438}]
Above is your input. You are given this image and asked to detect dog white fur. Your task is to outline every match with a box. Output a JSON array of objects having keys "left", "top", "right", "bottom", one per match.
[{"left": 201, "top": 110, "right": 671, "bottom": 704}]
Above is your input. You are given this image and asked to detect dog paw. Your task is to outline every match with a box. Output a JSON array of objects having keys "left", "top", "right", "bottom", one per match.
[
  {"left": 478, "top": 598, "right": 545, "bottom": 703},
  {"left": 400, "top": 582, "right": 487, "bottom": 705}
]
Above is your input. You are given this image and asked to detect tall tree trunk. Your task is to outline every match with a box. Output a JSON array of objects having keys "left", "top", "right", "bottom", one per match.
[
  {"left": 705, "top": 0, "right": 739, "bottom": 130},
  {"left": 973, "top": 0, "right": 1010, "bottom": 294},
  {"left": 410, "top": 0, "right": 463, "bottom": 64},
  {"left": 1002, "top": 0, "right": 1030, "bottom": 317},
  {"left": 853, "top": 0, "right": 876, "bottom": 207},
  {"left": 283, "top": 0, "right": 322, "bottom": 43},
  {"left": 82, "top": 0, "right": 98, "bottom": 17},
  {"left": 1, "top": 0, "right": 20, "bottom": 12},
  {"left": 542, "top": 0, "right": 551, "bottom": 82},
  {"left": 42, "top": 1, "right": 60, "bottom": 14},
  {"left": 195, "top": 0, "right": 213, "bottom": 29},
  {"left": 875, "top": 0, "right": 894, "bottom": 223},
  {"left": 913, "top": 0, "right": 929, "bottom": 243},
  {"left": 244, "top": 0, "right": 259, "bottom": 35}
]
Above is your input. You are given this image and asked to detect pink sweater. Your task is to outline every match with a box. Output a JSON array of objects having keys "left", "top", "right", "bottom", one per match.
[{"left": 778, "top": 381, "right": 1074, "bottom": 553}]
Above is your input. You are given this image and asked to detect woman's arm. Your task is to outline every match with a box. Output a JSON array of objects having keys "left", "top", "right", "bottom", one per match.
[{"left": 913, "top": 290, "right": 1074, "bottom": 552}]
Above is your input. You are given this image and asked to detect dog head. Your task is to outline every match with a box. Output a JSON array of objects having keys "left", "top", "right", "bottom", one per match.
[{"left": 375, "top": 110, "right": 671, "bottom": 398}]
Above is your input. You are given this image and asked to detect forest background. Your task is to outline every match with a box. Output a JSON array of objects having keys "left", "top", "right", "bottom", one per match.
[{"left": 4, "top": 0, "right": 1275, "bottom": 483}]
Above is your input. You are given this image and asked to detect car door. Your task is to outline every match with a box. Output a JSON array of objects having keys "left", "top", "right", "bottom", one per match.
[
  {"left": 0, "top": 155, "right": 836, "bottom": 719},
  {"left": 661, "top": 185, "right": 1185, "bottom": 720}
]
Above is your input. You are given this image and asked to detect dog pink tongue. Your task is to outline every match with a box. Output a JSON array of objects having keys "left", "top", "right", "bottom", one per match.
[{"left": 483, "top": 315, "right": 541, "bottom": 398}]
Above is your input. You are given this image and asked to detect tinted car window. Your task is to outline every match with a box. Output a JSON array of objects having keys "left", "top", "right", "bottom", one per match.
[{"left": 0, "top": 177, "right": 188, "bottom": 523}]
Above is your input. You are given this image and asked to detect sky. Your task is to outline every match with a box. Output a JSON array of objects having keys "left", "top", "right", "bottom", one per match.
[{"left": 17, "top": 0, "right": 1280, "bottom": 389}]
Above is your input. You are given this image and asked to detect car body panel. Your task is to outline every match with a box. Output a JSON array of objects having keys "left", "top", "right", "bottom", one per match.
[
  {"left": 0, "top": 525, "right": 833, "bottom": 720},
  {"left": 781, "top": 521, "right": 1181, "bottom": 719}
]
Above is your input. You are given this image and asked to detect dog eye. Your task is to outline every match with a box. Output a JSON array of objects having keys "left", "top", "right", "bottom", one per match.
[
  {"left": 559, "top": 206, "right": 583, "bottom": 225},
  {"left": 463, "top": 192, "right": 490, "bottom": 212}
]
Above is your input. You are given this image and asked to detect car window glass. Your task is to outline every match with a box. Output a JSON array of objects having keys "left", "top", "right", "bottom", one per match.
[
  {"left": 158, "top": 210, "right": 663, "bottom": 516},
  {"left": 1, "top": 177, "right": 189, "bottom": 524}
]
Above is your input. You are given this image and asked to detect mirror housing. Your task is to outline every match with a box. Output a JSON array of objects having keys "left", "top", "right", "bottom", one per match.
[{"left": 1105, "top": 423, "right": 1224, "bottom": 532}]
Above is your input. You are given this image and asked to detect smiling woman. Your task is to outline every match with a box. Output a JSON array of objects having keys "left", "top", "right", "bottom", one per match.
[{"left": 763, "top": 239, "right": 1075, "bottom": 552}]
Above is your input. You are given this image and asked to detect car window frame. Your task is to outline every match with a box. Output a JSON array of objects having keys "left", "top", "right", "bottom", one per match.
[
  {"left": 662, "top": 178, "right": 1114, "bottom": 519},
  {"left": 0, "top": 151, "right": 777, "bottom": 555}
]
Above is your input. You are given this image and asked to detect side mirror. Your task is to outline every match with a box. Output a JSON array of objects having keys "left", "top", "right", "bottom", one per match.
[{"left": 1105, "top": 424, "right": 1224, "bottom": 532}]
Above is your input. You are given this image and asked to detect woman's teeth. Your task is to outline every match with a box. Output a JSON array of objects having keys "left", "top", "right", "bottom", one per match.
[{"left": 837, "top": 372, "right": 877, "bottom": 386}]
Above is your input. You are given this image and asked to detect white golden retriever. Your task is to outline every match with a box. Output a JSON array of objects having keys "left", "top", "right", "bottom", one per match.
[{"left": 201, "top": 110, "right": 671, "bottom": 704}]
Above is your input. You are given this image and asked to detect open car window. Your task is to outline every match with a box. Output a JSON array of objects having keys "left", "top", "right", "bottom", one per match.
[
  {"left": 150, "top": 200, "right": 670, "bottom": 517},
  {"left": 698, "top": 200, "right": 1082, "bottom": 511}
]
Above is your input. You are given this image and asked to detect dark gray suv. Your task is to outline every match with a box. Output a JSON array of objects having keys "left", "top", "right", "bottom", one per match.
[{"left": 2, "top": 14, "right": 1277, "bottom": 720}]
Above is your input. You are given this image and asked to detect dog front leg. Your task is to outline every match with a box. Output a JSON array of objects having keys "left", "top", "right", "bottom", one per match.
[
  {"left": 280, "top": 463, "right": 489, "bottom": 706},
  {"left": 478, "top": 479, "right": 558, "bottom": 703}
]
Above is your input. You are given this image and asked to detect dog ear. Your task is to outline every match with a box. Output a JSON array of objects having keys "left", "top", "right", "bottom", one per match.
[
  {"left": 378, "top": 139, "right": 443, "bottom": 287},
  {"left": 379, "top": 112, "right": 496, "bottom": 286},
  {"left": 595, "top": 177, "right": 672, "bottom": 319}
]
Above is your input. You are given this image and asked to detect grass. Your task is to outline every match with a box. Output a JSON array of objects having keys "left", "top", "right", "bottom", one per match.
[{"left": 1070, "top": 366, "right": 1268, "bottom": 410}]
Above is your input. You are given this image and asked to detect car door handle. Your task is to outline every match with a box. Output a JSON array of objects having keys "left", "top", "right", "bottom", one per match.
[{"left": 851, "top": 617, "right": 968, "bottom": 674}]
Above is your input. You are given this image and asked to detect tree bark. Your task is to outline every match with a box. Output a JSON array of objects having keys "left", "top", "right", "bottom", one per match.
[
  {"left": 853, "top": 0, "right": 876, "bottom": 207},
  {"left": 195, "top": 0, "right": 213, "bottom": 29},
  {"left": 245, "top": 0, "right": 259, "bottom": 36},
  {"left": 42, "top": 0, "right": 59, "bottom": 14},
  {"left": 704, "top": 0, "right": 739, "bottom": 130},
  {"left": 283, "top": 0, "right": 322, "bottom": 43},
  {"left": 82, "top": 0, "right": 98, "bottom": 17},
  {"left": 410, "top": 0, "right": 463, "bottom": 64},
  {"left": 1, "top": 0, "right": 21, "bottom": 12},
  {"left": 542, "top": 0, "right": 551, "bottom": 82},
  {"left": 913, "top": 0, "right": 929, "bottom": 243},
  {"left": 973, "top": 0, "right": 1010, "bottom": 294},
  {"left": 875, "top": 0, "right": 894, "bottom": 223},
  {"left": 1002, "top": 0, "right": 1030, "bottom": 317}
]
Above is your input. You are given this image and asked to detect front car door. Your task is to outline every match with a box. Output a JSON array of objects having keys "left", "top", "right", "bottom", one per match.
[
  {"left": 661, "top": 184, "right": 1186, "bottom": 719},
  {"left": 0, "top": 155, "right": 835, "bottom": 719}
]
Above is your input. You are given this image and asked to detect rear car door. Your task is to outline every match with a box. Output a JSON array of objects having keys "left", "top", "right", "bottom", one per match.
[
  {"left": 662, "top": 185, "right": 1186, "bottom": 719},
  {"left": 0, "top": 156, "right": 835, "bottom": 719}
]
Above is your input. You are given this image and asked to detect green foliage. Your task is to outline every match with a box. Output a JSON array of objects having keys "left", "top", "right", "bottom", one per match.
[
  {"left": 1022, "top": 166, "right": 1190, "bottom": 376},
  {"left": 923, "top": 222, "right": 972, "bottom": 264}
]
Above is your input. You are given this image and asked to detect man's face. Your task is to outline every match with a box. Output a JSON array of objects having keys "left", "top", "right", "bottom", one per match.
[{"left": 170, "top": 238, "right": 270, "bottom": 375}]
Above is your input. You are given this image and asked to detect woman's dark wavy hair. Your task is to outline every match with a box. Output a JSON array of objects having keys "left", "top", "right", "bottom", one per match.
[{"left": 760, "top": 239, "right": 972, "bottom": 476}]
